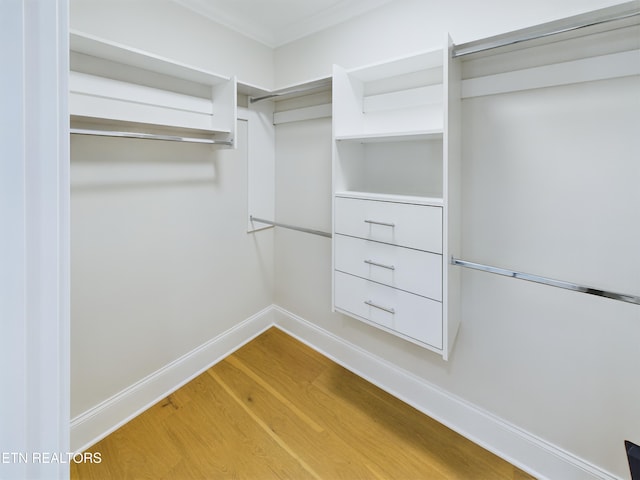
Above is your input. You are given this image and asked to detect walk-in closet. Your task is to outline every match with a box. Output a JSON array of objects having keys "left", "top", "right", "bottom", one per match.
[{"left": 3, "top": 1, "right": 639, "bottom": 479}]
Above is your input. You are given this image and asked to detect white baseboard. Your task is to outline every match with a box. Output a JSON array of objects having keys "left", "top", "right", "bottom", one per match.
[
  {"left": 70, "top": 306, "right": 275, "bottom": 453},
  {"left": 70, "top": 304, "right": 619, "bottom": 480},
  {"left": 272, "top": 305, "right": 619, "bottom": 480}
]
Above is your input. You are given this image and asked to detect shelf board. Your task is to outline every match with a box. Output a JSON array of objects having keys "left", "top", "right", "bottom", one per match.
[
  {"left": 70, "top": 115, "right": 231, "bottom": 135},
  {"left": 347, "top": 49, "right": 444, "bottom": 82},
  {"left": 335, "top": 191, "right": 444, "bottom": 207},
  {"left": 70, "top": 30, "right": 229, "bottom": 86},
  {"left": 335, "top": 130, "right": 443, "bottom": 143}
]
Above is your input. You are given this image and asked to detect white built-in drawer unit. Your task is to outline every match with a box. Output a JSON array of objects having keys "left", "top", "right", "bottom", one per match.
[
  {"left": 332, "top": 40, "right": 461, "bottom": 359},
  {"left": 334, "top": 196, "right": 442, "bottom": 253},
  {"left": 334, "top": 234, "right": 442, "bottom": 301},
  {"left": 333, "top": 194, "right": 444, "bottom": 350},
  {"left": 335, "top": 271, "right": 443, "bottom": 348}
]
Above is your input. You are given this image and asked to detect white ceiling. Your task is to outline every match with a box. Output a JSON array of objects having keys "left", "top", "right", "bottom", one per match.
[{"left": 172, "top": 0, "right": 396, "bottom": 48}]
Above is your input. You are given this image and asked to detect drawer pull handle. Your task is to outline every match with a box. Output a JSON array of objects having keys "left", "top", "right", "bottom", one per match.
[
  {"left": 364, "top": 219, "right": 395, "bottom": 228},
  {"left": 364, "top": 300, "right": 395, "bottom": 314},
  {"left": 364, "top": 259, "right": 395, "bottom": 271}
]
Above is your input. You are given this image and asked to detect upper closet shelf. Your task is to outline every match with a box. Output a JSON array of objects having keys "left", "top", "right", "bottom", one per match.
[
  {"left": 345, "top": 48, "right": 443, "bottom": 82},
  {"left": 333, "top": 49, "right": 445, "bottom": 139},
  {"left": 70, "top": 31, "right": 230, "bottom": 85},
  {"left": 70, "top": 31, "right": 237, "bottom": 146},
  {"left": 335, "top": 130, "right": 443, "bottom": 143}
]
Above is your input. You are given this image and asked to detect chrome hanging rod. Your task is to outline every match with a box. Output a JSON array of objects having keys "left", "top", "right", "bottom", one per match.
[
  {"left": 70, "top": 128, "right": 233, "bottom": 146},
  {"left": 452, "top": 2, "right": 640, "bottom": 58},
  {"left": 249, "top": 79, "right": 332, "bottom": 104},
  {"left": 250, "top": 216, "right": 332, "bottom": 238},
  {"left": 451, "top": 257, "right": 640, "bottom": 305}
]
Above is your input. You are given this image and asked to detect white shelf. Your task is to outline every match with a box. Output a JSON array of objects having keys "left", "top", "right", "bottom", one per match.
[
  {"left": 333, "top": 48, "right": 446, "bottom": 142},
  {"left": 335, "top": 130, "right": 443, "bottom": 143},
  {"left": 69, "top": 31, "right": 237, "bottom": 143},
  {"left": 70, "top": 31, "right": 229, "bottom": 86},
  {"left": 346, "top": 49, "right": 443, "bottom": 82},
  {"left": 335, "top": 191, "right": 443, "bottom": 207}
]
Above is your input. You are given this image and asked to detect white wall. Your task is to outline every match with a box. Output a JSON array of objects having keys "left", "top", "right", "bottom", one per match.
[
  {"left": 71, "top": 120, "right": 274, "bottom": 418},
  {"left": 274, "top": 0, "right": 630, "bottom": 88},
  {"left": 274, "top": 28, "right": 639, "bottom": 480},
  {"left": 69, "top": 1, "right": 276, "bottom": 445},
  {"left": 71, "top": 0, "right": 274, "bottom": 90},
  {"left": 459, "top": 74, "right": 640, "bottom": 477},
  {"left": 274, "top": 114, "right": 333, "bottom": 319}
]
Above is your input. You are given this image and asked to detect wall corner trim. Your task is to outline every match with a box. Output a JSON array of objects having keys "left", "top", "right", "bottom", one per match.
[{"left": 272, "top": 305, "right": 620, "bottom": 480}]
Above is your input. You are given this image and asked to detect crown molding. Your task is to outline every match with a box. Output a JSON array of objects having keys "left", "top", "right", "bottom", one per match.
[{"left": 172, "top": 0, "right": 395, "bottom": 48}]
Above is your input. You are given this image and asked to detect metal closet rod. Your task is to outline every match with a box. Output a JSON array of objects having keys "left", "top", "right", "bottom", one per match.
[
  {"left": 451, "top": 257, "right": 640, "bottom": 305},
  {"left": 70, "top": 128, "right": 234, "bottom": 145},
  {"left": 250, "top": 216, "right": 332, "bottom": 238},
  {"left": 452, "top": 1, "right": 640, "bottom": 57},
  {"left": 249, "top": 79, "right": 332, "bottom": 104}
]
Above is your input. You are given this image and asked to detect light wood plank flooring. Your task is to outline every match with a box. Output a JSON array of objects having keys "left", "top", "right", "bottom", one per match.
[{"left": 72, "top": 327, "right": 536, "bottom": 479}]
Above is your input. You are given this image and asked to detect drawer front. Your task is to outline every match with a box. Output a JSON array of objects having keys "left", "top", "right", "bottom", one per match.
[
  {"left": 334, "top": 271, "right": 442, "bottom": 349},
  {"left": 334, "top": 197, "right": 442, "bottom": 253},
  {"left": 334, "top": 234, "right": 442, "bottom": 301}
]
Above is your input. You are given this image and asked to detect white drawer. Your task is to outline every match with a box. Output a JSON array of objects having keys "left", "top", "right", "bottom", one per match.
[
  {"left": 334, "top": 234, "right": 442, "bottom": 301},
  {"left": 334, "top": 271, "right": 442, "bottom": 349},
  {"left": 334, "top": 197, "right": 442, "bottom": 253}
]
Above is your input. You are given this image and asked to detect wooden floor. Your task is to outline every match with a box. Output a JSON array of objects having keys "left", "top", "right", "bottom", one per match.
[{"left": 72, "top": 328, "right": 536, "bottom": 479}]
